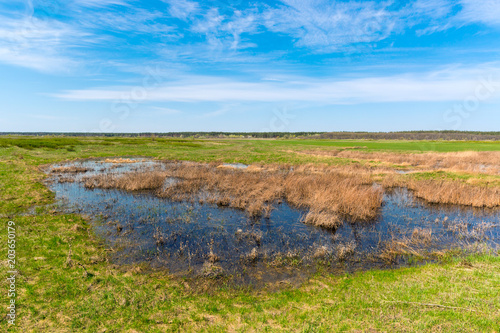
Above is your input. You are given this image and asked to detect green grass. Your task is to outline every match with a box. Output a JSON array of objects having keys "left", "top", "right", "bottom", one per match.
[
  {"left": 0, "top": 137, "right": 84, "bottom": 150},
  {"left": 1, "top": 136, "right": 499, "bottom": 332},
  {"left": 252, "top": 138, "right": 500, "bottom": 153}
]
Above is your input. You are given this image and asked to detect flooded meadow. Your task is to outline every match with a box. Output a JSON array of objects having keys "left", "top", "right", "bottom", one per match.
[{"left": 45, "top": 158, "right": 500, "bottom": 287}]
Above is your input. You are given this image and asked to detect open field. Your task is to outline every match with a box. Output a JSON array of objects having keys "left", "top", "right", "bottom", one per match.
[{"left": 1, "top": 136, "right": 500, "bottom": 332}]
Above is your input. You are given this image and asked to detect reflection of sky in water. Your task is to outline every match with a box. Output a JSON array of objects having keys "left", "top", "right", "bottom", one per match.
[{"left": 46, "top": 160, "right": 500, "bottom": 283}]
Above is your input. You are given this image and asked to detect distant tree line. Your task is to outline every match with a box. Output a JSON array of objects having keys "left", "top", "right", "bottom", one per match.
[
  {"left": 1, "top": 131, "right": 499, "bottom": 140},
  {"left": 317, "top": 131, "right": 500, "bottom": 141},
  {"left": 0, "top": 132, "right": 322, "bottom": 139}
]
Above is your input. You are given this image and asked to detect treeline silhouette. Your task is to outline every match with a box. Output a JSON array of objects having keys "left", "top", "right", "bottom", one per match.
[
  {"left": 1, "top": 131, "right": 499, "bottom": 140},
  {"left": 0, "top": 132, "right": 321, "bottom": 138},
  {"left": 318, "top": 131, "right": 500, "bottom": 141}
]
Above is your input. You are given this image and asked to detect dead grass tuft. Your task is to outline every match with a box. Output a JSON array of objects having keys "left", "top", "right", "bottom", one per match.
[
  {"left": 298, "top": 150, "right": 500, "bottom": 175},
  {"left": 313, "top": 246, "right": 331, "bottom": 258},
  {"left": 83, "top": 161, "right": 383, "bottom": 227},
  {"left": 303, "top": 211, "right": 342, "bottom": 229},
  {"left": 379, "top": 228, "right": 434, "bottom": 263},
  {"left": 84, "top": 171, "right": 168, "bottom": 191},
  {"left": 153, "top": 227, "right": 165, "bottom": 246},
  {"left": 236, "top": 230, "right": 263, "bottom": 245},
  {"left": 447, "top": 220, "right": 498, "bottom": 241},
  {"left": 207, "top": 250, "right": 220, "bottom": 263},
  {"left": 78, "top": 159, "right": 500, "bottom": 228},
  {"left": 200, "top": 262, "right": 224, "bottom": 278},
  {"left": 411, "top": 228, "right": 433, "bottom": 245},
  {"left": 241, "top": 248, "right": 259, "bottom": 262},
  {"left": 51, "top": 166, "right": 90, "bottom": 173},
  {"left": 383, "top": 175, "right": 500, "bottom": 207},
  {"left": 335, "top": 241, "right": 356, "bottom": 260},
  {"left": 103, "top": 158, "right": 143, "bottom": 164}
]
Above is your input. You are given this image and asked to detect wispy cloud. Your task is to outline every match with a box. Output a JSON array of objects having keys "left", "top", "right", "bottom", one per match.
[
  {"left": 1, "top": 0, "right": 500, "bottom": 75},
  {"left": 458, "top": 0, "right": 500, "bottom": 27},
  {"left": 52, "top": 64, "right": 500, "bottom": 104},
  {"left": 0, "top": 14, "right": 87, "bottom": 72},
  {"left": 162, "top": 0, "right": 200, "bottom": 20},
  {"left": 199, "top": 104, "right": 238, "bottom": 118},
  {"left": 76, "top": 8, "right": 175, "bottom": 37},
  {"left": 150, "top": 106, "right": 182, "bottom": 115},
  {"left": 263, "top": 0, "right": 396, "bottom": 51},
  {"left": 189, "top": 7, "right": 260, "bottom": 51},
  {"left": 408, "top": 0, "right": 500, "bottom": 35},
  {"left": 0, "top": 1, "right": 175, "bottom": 73},
  {"left": 410, "top": 0, "right": 455, "bottom": 19},
  {"left": 72, "top": 0, "right": 131, "bottom": 8}
]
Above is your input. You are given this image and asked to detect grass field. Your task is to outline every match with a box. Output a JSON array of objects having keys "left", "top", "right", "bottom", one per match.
[{"left": 1, "top": 136, "right": 500, "bottom": 332}]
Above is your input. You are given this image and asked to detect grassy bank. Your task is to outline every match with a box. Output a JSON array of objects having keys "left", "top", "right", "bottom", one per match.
[{"left": 1, "top": 136, "right": 500, "bottom": 332}]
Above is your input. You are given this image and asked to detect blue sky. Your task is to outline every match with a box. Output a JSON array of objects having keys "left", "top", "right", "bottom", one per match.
[{"left": 1, "top": 0, "right": 500, "bottom": 132}]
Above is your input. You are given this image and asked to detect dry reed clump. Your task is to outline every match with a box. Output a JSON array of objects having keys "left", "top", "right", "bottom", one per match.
[
  {"left": 51, "top": 166, "right": 90, "bottom": 173},
  {"left": 447, "top": 221, "right": 469, "bottom": 236},
  {"left": 383, "top": 175, "right": 500, "bottom": 208},
  {"left": 410, "top": 228, "right": 433, "bottom": 244},
  {"left": 447, "top": 221, "right": 497, "bottom": 241},
  {"left": 81, "top": 161, "right": 383, "bottom": 227},
  {"left": 303, "top": 211, "right": 341, "bottom": 229},
  {"left": 207, "top": 250, "right": 220, "bottom": 263},
  {"left": 200, "top": 261, "right": 224, "bottom": 278},
  {"left": 58, "top": 176, "right": 76, "bottom": 183},
  {"left": 313, "top": 246, "right": 331, "bottom": 258},
  {"left": 241, "top": 248, "right": 259, "bottom": 262},
  {"left": 103, "top": 158, "right": 143, "bottom": 164},
  {"left": 84, "top": 171, "right": 168, "bottom": 191},
  {"left": 157, "top": 163, "right": 283, "bottom": 217},
  {"left": 157, "top": 162, "right": 382, "bottom": 224},
  {"left": 286, "top": 171, "right": 382, "bottom": 222},
  {"left": 379, "top": 228, "right": 434, "bottom": 263},
  {"left": 153, "top": 227, "right": 165, "bottom": 246},
  {"left": 297, "top": 150, "right": 500, "bottom": 175},
  {"left": 236, "top": 230, "right": 263, "bottom": 245},
  {"left": 335, "top": 241, "right": 357, "bottom": 261}
]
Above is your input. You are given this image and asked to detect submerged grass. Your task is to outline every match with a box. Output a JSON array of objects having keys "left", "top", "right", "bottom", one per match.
[{"left": 1, "top": 136, "right": 500, "bottom": 331}]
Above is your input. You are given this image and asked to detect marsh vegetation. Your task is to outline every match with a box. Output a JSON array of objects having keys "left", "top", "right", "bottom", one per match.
[{"left": 46, "top": 157, "right": 500, "bottom": 286}]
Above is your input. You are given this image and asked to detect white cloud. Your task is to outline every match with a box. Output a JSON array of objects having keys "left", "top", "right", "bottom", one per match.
[
  {"left": 410, "top": 0, "right": 455, "bottom": 19},
  {"left": 162, "top": 0, "right": 199, "bottom": 20},
  {"left": 263, "top": 0, "right": 396, "bottom": 51},
  {"left": 150, "top": 106, "right": 182, "bottom": 115},
  {"left": 223, "top": 10, "right": 260, "bottom": 50},
  {"left": 0, "top": 1, "right": 176, "bottom": 72},
  {"left": 52, "top": 65, "right": 500, "bottom": 104},
  {"left": 72, "top": 0, "right": 130, "bottom": 8},
  {"left": 458, "top": 0, "right": 500, "bottom": 27},
  {"left": 0, "top": 15, "right": 87, "bottom": 72},
  {"left": 1, "top": 0, "right": 500, "bottom": 74},
  {"left": 178, "top": 0, "right": 500, "bottom": 54},
  {"left": 191, "top": 8, "right": 224, "bottom": 34},
  {"left": 77, "top": 8, "right": 175, "bottom": 37}
]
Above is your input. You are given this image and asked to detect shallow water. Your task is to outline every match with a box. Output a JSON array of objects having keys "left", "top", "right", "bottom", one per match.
[
  {"left": 222, "top": 163, "right": 248, "bottom": 169},
  {"left": 46, "top": 159, "right": 500, "bottom": 286}
]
